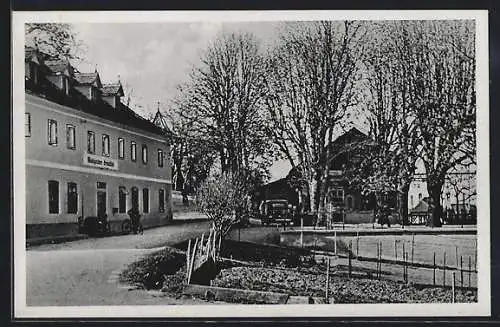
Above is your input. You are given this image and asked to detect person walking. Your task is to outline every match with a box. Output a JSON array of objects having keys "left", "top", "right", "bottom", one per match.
[{"left": 127, "top": 207, "right": 141, "bottom": 234}]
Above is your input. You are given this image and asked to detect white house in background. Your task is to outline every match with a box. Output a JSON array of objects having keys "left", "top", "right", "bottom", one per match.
[{"left": 408, "top": 158, "right": 476, "bottom": 220}]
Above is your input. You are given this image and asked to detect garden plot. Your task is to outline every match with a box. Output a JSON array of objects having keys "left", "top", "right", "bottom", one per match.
[
  {"left": 335, "top": 234, "right": 476, "bottom": 267},
  {"left": 120, "top": 238, "right": 477, "bottom": 304}
]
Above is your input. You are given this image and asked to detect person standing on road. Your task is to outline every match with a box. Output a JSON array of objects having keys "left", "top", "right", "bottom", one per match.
[{"left": 127, "top": 207, "right": 141, "bottom": 234}]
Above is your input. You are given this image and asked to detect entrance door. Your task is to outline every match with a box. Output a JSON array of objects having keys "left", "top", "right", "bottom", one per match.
[
  {"left": 131, "top": 187, "right": 139, "bottom": 210},
  {"left": 97, "top": 190, "right": 107, "bottom": 216},
  {"left": 346, "top": 195, "right": 353, "bottom": 210}
]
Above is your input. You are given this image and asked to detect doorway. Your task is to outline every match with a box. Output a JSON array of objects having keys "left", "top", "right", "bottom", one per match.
[
  {"left": 96, "top": 181, "right": 107, "bottom": 216},
  {"left": 97, "top": 191, "right": 107, "bottom": 216},
  {"left": 131, "top": 187, "right": 139, "bottom": 210}
]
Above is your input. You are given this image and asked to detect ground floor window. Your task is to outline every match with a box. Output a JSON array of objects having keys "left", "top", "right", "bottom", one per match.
[
  {"left": 48, "top": 180, "right": 59, "bottom": 214},
  {"left": 119, "top": 186, "right": 127, "bottom": 213},
  {"left": 143, "top": 188, "right": 149, "bottom": 213},
  {"left": 67, "top": 182, "right": 78, "bottom": 214},
  {"left": 159, "top": 189, "right": 165, "bottom": 213}
]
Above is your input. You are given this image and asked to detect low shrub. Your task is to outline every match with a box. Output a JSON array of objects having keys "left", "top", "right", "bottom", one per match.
[{"left": 120, "top": 247, "right": 186, "bottom": 290}]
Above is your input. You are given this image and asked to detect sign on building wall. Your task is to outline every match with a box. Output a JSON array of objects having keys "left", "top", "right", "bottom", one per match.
[
  {"left": 83, "top": 152, "right": 119, "bottom": 171},
  {"left": 328, "top": 170, "right": 343, "bottom": 176}
]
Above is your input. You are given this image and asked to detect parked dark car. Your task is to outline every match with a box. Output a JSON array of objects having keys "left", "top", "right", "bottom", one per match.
[{"left": 259, "top": 199, "right": 294, "bottom": 226}]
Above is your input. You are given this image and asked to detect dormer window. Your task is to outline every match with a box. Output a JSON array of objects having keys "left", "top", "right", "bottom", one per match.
[
  {"left": 30, "top": 62, "right": 39, "bottom": 84},
  {"left": 60, "top": 76, "right": 70, "bottom": 95}
]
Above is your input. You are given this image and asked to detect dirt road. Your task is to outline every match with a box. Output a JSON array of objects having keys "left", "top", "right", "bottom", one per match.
[{"left": 27, "top": 221, "right": 212, "bottom": 306}]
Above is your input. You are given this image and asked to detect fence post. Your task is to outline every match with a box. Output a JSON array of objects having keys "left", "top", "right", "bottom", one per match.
[
  {"left": 403, "top": 249, "right": 406, "bottom": 282},
  {"left": 452, "top": 272, "right": 456, "bottom": 303},
  {"left": 468, "top": 256, "right": 471, "bottom": 287},
  {"left": 334, "top": 230, "right": 337, "bottom": 255},
  {"left": 411, "top": 234, "right": 415, "bottom": 264},
  {"left": 405, "top": 252, "right": 408, "bottom": 283},
  {"left": 356, "top": 231, "right": 360, "bottom": 257},
  {"left": 474, "top": 241, "right": 477, "bottom": 273},
  {"left": 325, "top": 256, "right": 330, "bottom": 302},
  {"left": 460, "top": 255, "right": 463, "bottom": 288},
  {"left": 300, "top": 218, "right": 304, "bottom": 248},
  {"left": 379, "top": 241, "right": 383, "bottom": 279},
  {"left": 394, "top": 239, "right": 397, "bottom": 260},
  {"left": 443, "top": 251, "right": 446, "bottom": 287},
  {"left": 455, "top": 246, "right": 459, "bottom": 270},
  {"left": 376, "top": 242, "right": 379, "bottom": 279},
  {"left": 348, "top": 241, "right": 352, "bottom": 278},
  {"left": 433, "top": 252, "right": 436, "bottom": 286},
  {"left": 186, "top": 239, "right": 191, "bottom": 284}
]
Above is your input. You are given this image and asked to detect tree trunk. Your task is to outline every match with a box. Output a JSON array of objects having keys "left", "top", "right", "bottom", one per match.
[
  {"left": 428, "top": 182, "right": 444, "bottom": 227},
  {"left": 175, "top": 161, "right": 184, "bottom": 191},
  {"left": 309, "top": 178, "right": 317, "bottom": 217},
  {"left": 317, "top": 169, "right": 330, "bottom": 227},
  {"left": 399, "top": 183, "right": 410, "bottom": 226}
]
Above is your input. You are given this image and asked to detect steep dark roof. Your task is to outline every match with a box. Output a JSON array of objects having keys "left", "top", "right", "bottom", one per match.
[
  {"left": 25, "top": 46, "right": 51, "bottom": 64},
  {"left": 25, "top": 73, "right": 165, "bottom": 137},
  {"left": 101, "top": 83, "right": 124, "bottom": 97},
  {"left": 44, "top": 59, "right": 74, "bottom": 76},
  {"left": 74, "top": 72, "right": 102, "bottom": 88},
  {"left": 330, "top": 127, "right": 371, "bottom": 149}
]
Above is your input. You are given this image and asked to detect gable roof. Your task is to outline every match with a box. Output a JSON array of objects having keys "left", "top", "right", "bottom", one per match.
[
  {"left": 74, "top": 72, "right": 102, "bottom": 88},
  {"left": 44, "top": 59, "right": 75, "bottom": 76},
  {"left": 330, "top": 127, "right": 371, "bottom": 148},
  {"left": 152, "top": 109, "right": 173, "bottom": 132},
  {"left": 101, "top": 83, "right": 124, "bottom": 97},
  {"left": 410, "top": 197, "right": 432, "bottom": 214},
  {"left": 25, "top": 46, "right": 50, "bottom": 64}
]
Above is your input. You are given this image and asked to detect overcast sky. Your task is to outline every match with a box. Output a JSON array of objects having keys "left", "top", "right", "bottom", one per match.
[
  {"left": 72, "top": 22, "right": 291, "bottom": 180},
  {"left": 73, "top": 22, "right": 281, "bottom": 116}
]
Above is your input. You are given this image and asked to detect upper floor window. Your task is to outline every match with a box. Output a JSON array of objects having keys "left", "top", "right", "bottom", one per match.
[
  {"left": 330, "top": 188, "right": 344, "bottom": 204},
  {"left": 25, "top": 113, "right": 31, "bottom": 137},
  {"left": 131, "top": 141, "right": 137, "bottom": 162},
  {"left": 66, "top": 124, "right": 76, "bottom": 150},
  {"left": 48, "top": 180, "right": 59, "bottom": 214},
  {"left": 87, "top": 131, "right": 95, "bottom": 154},
  {"left": 157, "top": 149, "right": 163, "bottom": 167},
  {"left": 67, "top": 182, "right": 78, "bottom": 214},
  {"left": 48, "top": 119, "right": 58, "bottom": 146},
  {"left": 102, "top": 134, "right": 110, "bottom": 157},
  {"left": 142, "top": 145, "right": 148, "bottom": 164},
  {"left": 118, "top": 138, "right": 125, "bottom": 159},
  {"left": 64, "top": 76, "right": 70, "bottom": 95},
  {"left": 90, "top": 87, "right": 96, "bottom": 101}
]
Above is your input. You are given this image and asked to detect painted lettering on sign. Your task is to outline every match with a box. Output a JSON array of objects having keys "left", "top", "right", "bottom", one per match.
[{"left": 83, "top": 152, "right": 119, "bottom": 171}]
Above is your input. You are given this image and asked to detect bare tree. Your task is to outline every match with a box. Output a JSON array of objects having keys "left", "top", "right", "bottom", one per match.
[
  {"left": 25, "top": 23, "right": 86, "bottom": 61},
  {"left": 162, "top": 109, "right": 216, "bottom": 193},
  {"left": 196, "top": 172, "right": 251, "bottom": 240},
  {"left": 264, "top": 21, "right": 365, "bottom": 224},
  {"left": 354, "top": 21, "right": 422, "bottom": 225},
  {"left": 176, "top": 32, "right": 274, "bottom": 178},
  {"left": 398, "top": 21, "right": 476, "bottom": 227}
]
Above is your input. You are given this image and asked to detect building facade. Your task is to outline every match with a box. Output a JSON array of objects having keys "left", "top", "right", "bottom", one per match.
[{"left": 25, "top": 47, "right": 172, "bottom": 239}]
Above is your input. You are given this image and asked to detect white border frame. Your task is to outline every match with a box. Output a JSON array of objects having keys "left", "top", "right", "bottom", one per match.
[{"left": 12, "top": 10, "right": 490, "bottom": 318}]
